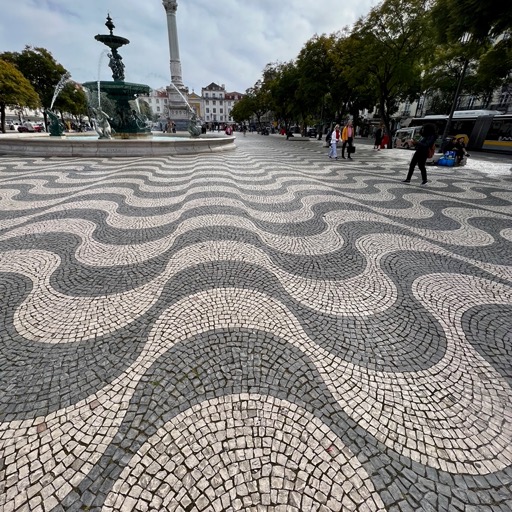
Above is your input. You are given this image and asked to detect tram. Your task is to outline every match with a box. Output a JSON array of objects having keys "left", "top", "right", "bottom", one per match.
[{"left": 408, "top": 110, "right": 512, "bottom": 154}]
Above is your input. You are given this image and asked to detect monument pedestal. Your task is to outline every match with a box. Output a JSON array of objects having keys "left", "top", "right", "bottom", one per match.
[{"left": 166, "top": 85, "right": 192, "bottom": 131}]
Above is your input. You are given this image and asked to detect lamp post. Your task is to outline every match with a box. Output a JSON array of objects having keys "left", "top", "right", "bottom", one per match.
[{"left": 440, "top": 33, "right": 472, "bottom": 151}]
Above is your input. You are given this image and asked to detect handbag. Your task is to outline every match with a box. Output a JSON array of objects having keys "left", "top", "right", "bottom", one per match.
[{"left": 348, "top": 146, "right": 356, "bottom": 154}]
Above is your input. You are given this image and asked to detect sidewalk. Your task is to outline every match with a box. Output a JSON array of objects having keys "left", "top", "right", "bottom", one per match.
[{"left": 0, "top": 136, "right": 511, "bottom": 511}]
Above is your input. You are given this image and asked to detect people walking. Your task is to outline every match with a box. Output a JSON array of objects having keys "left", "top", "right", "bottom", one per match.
[
  {"left": 402, "top": 123, "right": 437, "bottom": 185},
  {"left": 328, "top": 124, "right": 340, "bottom": 159},
  {"left": 374, "top": 124, "right": 383, "bottom": 150},
  {"left": 341, "top": 120, "right": 354, "bottom": 159}
]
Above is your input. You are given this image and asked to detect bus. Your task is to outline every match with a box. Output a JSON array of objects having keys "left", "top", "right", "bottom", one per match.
[{"left": 407, "top": 110, "right": 512, "bottom": 154}]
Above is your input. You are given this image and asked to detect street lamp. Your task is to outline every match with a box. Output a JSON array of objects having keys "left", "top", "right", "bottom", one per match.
[{"left": 440, "top": 33, "right": 472, "bottom": 151}]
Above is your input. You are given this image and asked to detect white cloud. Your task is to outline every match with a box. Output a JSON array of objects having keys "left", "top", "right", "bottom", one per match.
[{"left": 0, "top": 0, "right": 377, "bottom": 93}]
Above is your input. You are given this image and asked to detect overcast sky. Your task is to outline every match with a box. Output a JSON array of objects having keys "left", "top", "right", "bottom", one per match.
[{"left": 1, "top": 0, "right": 378, "bottom": 94}]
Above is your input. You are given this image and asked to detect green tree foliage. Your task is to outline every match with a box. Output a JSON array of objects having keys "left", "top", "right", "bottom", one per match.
[
  {"left": 261, "top": 62, "right": 300, "bottom": 132},
  {"left": 431, "top": 0, "right": 512, "bottom": 42},
  {"left": 1, "top": 46, "right": 68, "bottom": 127},
  {"left": 230, "top": 95, "right": 254, "bottom": 124},
  {"left": 351, "top": 0, "right": 432, "bottom": 145},
  {"left": 234, "top": 0, "right": 508, "bottom": 131},
  {"left": 231, "top": 80, "right": 271, "bottom": 128},
  {"left": 431, "top": 0, "right": 512, "bottom": 96},
  {"left": 0, "top": 59, "right": 40, "bottom": 133},
  {"left": 295, "top": 35, "right": 337, "bottom": 130},
  {"left": 421, "top": 40, "right": 484, "bottom": 112},
  {"left": 477, "top": 42, "right": 512, "bottom": 92},
  {"left": 329, "top": 34, "right": 376, "bottom": 127},
  {"left": 53, "top": 82, "right": 88, "bottom": 120}
]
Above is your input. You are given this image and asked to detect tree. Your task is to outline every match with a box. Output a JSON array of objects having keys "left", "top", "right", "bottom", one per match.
[
  {"left": 261, "top": 62, "right": 300, "bottom": 133},
  {"left": 0, "top": 59, "right": 40, "bottom": 133},
  {"left": 421, "top": 41, "right": 484, "bottom": 113},
  {"left": 231, "top": 95, "right": 256, "bottom": 124},
  {"left": 350, "top": 0, "right": 433, "bottom": 145},
  {"left": 431, "top": 0, "right": 512, "bottom": 42},
  {"left": 330, "top": 33, "right": 376, "bottom": 128},
  {"left": 430, "top": 0, "right": 512, "bottom": 103},
  {"left": 295, "top": 35, "right": 338, "bottom": 132},
  {"left": 53, "top": 82, "right": 89, "bottom": 122},
  {"left": 231, "top": 80, "right": 271, "bottom": 129},
  {"left": 1, "top": 47, "right": 68, "bottom": 128}
]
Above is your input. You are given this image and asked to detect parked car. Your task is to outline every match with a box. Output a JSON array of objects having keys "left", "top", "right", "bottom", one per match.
[
  {"left": 306, "top": 127, "right": 318, "bottom": 138},
  {"left": 393, "top": 127, "right": 422, "bottom": 149},
  {"left": 17, "top": 121, "right": 43, "bottom": 133}
]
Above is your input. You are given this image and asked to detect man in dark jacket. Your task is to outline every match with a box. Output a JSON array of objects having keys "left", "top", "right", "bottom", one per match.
[{"left": 402, "top": 123, "right": 437, "bottom": 185}]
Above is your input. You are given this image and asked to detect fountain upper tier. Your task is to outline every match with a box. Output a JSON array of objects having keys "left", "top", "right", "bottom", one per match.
[{"left": 94, "top": 34, "right": 130, "bottom": 51}]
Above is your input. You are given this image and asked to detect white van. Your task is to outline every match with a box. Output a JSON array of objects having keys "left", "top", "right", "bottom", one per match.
[{"left": 393, "top": 127, "right": 422, "bottom": 149}]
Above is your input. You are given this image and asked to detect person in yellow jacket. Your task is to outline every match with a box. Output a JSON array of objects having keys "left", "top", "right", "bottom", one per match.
[{"left": 341, "top": 120, "right": 354, "bottom": 159}]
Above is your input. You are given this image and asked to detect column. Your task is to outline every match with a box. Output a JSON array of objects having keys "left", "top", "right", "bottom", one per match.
[{"left": 162, "top": 0, "right": 184, "bottom": 88}]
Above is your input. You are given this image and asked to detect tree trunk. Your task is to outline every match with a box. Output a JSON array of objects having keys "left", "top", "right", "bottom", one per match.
[{"left": 0, "top": 104, "right": 5, "bottom": 133}]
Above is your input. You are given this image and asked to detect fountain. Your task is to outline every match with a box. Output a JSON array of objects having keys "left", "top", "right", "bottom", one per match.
[
  {"left": 45, "top": 72, "right": 71, "bottom": 136},
  {"left": 82, "top": 14, "right": 151, "bottom": 139},
  {"left": 0, "top": 14, "right": 235, "bottom": 157}
]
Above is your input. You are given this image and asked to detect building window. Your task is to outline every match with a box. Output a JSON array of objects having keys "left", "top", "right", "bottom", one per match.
[
  {"left": 212, "top": 92, "right": 216, "bottom": 97},
  {"left": 164, "top": 99, "right": 168, "bottom": 104},
  {"left": 206, "top": 100, "right": 209, "bottom": 105},
  {"left": 213, "top": 100, "right": 216, "bottom": 105},
  {"left": 157, "top": 107, "right": 160, "bottom": 112},
  {"left": 213, "top": 108, "right": 216, "bottom": 113},
  {"left": 206, "top": 108, "right": 209, "bottom": 113},
  {"left": 220, "top": 109, "right": 223, "bottom": 114}
]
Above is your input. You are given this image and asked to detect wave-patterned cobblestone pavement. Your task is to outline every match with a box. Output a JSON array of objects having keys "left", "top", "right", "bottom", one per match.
[{"left": 0, "top": 136, "right": 511, "bottom": 511}]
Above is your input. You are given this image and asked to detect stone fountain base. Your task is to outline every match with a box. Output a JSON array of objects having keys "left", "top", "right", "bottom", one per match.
[
  {"left": 83, "top": 81, "right": 152, "bottom": 139},
  {"left": 0, "top": 133, "right": 236, "bottom": 157}
]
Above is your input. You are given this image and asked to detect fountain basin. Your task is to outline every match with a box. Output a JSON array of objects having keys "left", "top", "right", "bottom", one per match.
[
  {"left": 0, "top": 133, "right": 236, "bottom": 157},
  {"left": 83, "top": 81, "right": 152, "bottom": 138}
]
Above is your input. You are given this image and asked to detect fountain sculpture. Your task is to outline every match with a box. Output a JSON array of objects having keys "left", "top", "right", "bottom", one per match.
[
  {"left": 47, "top": 110, "right": 66, "bottom": 137},
  {"left": 0, "top": 14, "right": 236, "bottom": 156},
  {"left": 82, "top": 14, "right": 151, "bottom": 139}
]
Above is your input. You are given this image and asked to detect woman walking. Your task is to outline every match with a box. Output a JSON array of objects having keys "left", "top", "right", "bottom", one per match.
[
  {"left": 341, "top": 119, "right": 354, "bottom": 159},
  {"left": 328, "top": 124, "right": 340, "bottom": 159},
  {"left": 402, "top": 123, "right": 437, "bottom": 185}
]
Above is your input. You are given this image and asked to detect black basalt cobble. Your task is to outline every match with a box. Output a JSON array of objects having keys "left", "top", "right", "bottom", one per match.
[{"left": 0, "top": 138, "right": 511, "bottom": 511}]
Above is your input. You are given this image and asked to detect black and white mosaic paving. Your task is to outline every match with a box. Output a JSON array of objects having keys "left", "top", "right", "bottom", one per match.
[{"left": 0, "top": 135, "right": 511, "bottom": 511}]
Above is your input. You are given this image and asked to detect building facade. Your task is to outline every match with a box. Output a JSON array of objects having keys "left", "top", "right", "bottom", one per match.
[
  {"left": 201, "top": 82, "right": 243, "bottom": 124},
  {"left": 141, "top": 88, "right": 169, "bottom": 119},
  {"left": 138, "top": 83, "right": 243, "bottom": 126}
]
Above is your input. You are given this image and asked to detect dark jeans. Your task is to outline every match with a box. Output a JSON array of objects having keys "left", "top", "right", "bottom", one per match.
[
  {"left": 342, "top": 137, "right": 353, "bottom": 157},
  {"left": 406, "top": 150, "right": 427, "bottom": 181}
]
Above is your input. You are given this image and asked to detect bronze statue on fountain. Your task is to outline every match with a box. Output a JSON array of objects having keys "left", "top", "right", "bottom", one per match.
[{"left": 82, "top": 14, "right": 151, "bottom": 139}]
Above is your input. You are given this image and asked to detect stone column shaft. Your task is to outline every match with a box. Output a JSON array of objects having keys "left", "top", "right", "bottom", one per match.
[{"left": 162, "top": 0, "right": 184, "bottom": 88}]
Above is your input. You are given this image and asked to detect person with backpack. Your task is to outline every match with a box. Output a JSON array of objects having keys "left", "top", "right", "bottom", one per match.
[
  {"left": 327, "top": 124, "right": 340, "bottom": 159},
  {"left": 402, "top": 123, "right": 437, "bottom": 185}
]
